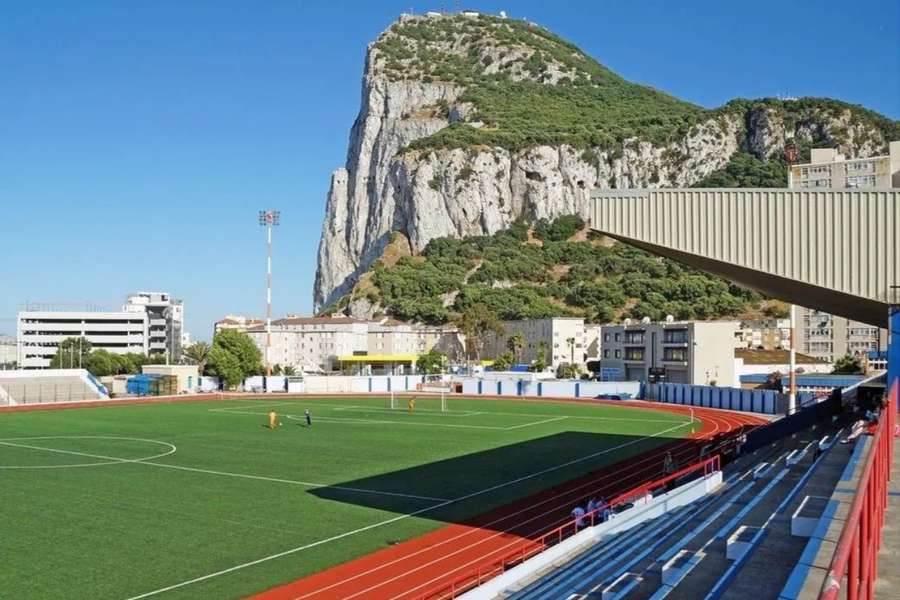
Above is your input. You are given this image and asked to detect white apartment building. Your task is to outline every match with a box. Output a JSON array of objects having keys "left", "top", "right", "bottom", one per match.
[
  {"left": 246, "top": 316, "right": 462, "bottom": 374},
  {"left": 246, "top": 316, "right": 370, "bottom": 373},
  {"left": 787, "top": 145, "right": 895, "bottom": 362},
  {"left": 367, "top": 320, "right": 462, "bottom": 358},
  {"left": 798, "top": 309, "right": 887, "bottom": 362},
  {"left": 483, "top": 317, "right": 586, "bottom": 369},
  {"left": 598, "top": 319, "right": 738, "bottom": 386},
  {"left": 124, "top": 292, "right": 185, "bottom": 360},
  {"left": 788, "top": 141, "right": 900, "bottom": 189},
  {"left": 17, "top": 309, "right": 149, "bottom": 369}
]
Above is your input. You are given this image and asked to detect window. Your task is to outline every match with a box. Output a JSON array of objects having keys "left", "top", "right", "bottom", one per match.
[
  {"left": 663, "top": 329, "right": 688, "bottom": 343},
  {"left": 614, "top": 333, "right": 622, "bottom": 342},
  {"left": 604, "top": 349, "right": 610, "bottom": 358},
  {"left": 603, "top": 333, "right": 610, "bottom": 342},
  {"left": 614, "top": 349, "right": 622, "bottom": 358},
  {"left": 624, "top": 348, "right": 644, "bottom": 361},
  {"left": 663, "top": 348, "right": 687, "bottom": 362},
  {"left": 624, "top": 331, "right": 644, "bottom": 344}
]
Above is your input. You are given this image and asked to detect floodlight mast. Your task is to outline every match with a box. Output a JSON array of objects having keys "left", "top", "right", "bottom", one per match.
[{"left": 259, "top": 210, "right": 280, "bottom": 378}]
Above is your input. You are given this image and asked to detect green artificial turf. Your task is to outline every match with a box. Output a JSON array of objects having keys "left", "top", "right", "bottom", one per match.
[{"left": 0, "top": 396, "right": 694, "bottom": 599}]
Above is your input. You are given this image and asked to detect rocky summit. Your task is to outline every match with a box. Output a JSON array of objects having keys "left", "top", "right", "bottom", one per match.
[{"left": 313, "top": 11, "right": 900, "bottom": 313}]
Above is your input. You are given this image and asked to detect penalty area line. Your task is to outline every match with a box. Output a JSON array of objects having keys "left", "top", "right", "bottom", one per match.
[{"left": 124, "top": 419, "right": 691, "bottom": 600}]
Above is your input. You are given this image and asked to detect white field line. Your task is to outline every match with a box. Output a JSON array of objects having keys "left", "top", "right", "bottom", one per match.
[
  {"left": 0, "top": 438, "right": 446, "bottom": 503},
  {"left": 138, "top": 462, "right": 448, "bottom": 502},
  {"left": 286, "top": 414, "right": 514, "bottom": 431},
  {"left": 503, "top": 415, "right": 568, "bottom": 430},
  {"left": 124, "top": 420, "right": 692, "bottom": 600},
  {"left": 0, "top": 437, "right": 177, "bottom": 467},
  {"left": 332, "top": 405, "right": 482, "bottom": 417},
  {"left": 212, "top": 398, "right": 691, "bottom": 425}
]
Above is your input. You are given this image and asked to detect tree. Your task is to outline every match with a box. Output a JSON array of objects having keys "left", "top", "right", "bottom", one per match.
[
  {"left": 83, "top": 349, "right": 116, "bottom": 377},
  {"left": 557, "top": 362, "right": 581, "bottom": 379},
  {"left": 145, "top": 353, "right": 168, "bottom": 365},
  {"left": 207, "top": 346, "right": 243, "bottom": 389},
  {"left": 491, "top": 351, "right": 514, "bottom": 372},
  {"left": 417, "top": 348, "right": 446, "bottom": 374},
  {"left": 282, "top": 365, "right": 297, "bottom": 376},
  {"left": 506, "top": 332, "right": 525, "bottom": 365},
  {"left": 183, "top": 341, "right": 211, "bottom": 375},
  {"left": 832, "top": 354, "right": 863, "bottom": 375},
  {"left": 211, "top": 329, "right": 263, "bottom": 377},
  {"left": 49, "top": 337, "right": 92, "bottom": 369},
  {"left": 454, "top": 304, "right": 504, "bottom": 362},
  {"left": 205, "top": 330, "right": 263, "bottom": 388},
  {"left": 532, "top": 340, "right": 549, "bottom": 372},
  {"left": 566, "top": 336, "right": 576, "bottom": 364},
  {"left": 762, "top": 371, "right": 784, "bottom": 392},
  {"left": 271, "top": 364, "right": 284, "bottom": 376}
]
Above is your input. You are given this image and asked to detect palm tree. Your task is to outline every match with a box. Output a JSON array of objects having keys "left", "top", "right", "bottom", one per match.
[
  {"left": 283, "top": 365, "right": 297, "bottom": 376},
  {"left": 507, "top": 332, "right": 525, "bottom": 365},
  {"left": 183, "top": 341, "right": 211, "bottom": 376},
  {"left": 566, "top": 336, "right": 576, "bottom": 365}
]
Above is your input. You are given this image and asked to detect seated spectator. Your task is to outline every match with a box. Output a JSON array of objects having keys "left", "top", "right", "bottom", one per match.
[{"left": 571, "top": 506, "right": 586, "bottom": 528}]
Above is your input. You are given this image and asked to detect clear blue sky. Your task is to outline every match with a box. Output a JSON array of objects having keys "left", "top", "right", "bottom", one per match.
[{"left": 1, "top": 0, "right": 897, "bottom": 341}]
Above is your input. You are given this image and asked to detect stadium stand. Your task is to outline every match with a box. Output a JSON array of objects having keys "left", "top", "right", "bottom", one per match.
[
  {"left": 0, "top": 369, "right": 109, "bottom": 404},
  {"left": 498, "top": 416, "right": 859, "bottom": 600}
]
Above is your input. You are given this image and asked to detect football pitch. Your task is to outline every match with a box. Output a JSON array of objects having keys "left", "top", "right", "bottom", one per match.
[{"left": 0, "top": 395, "right": 696, "bottom": 599}]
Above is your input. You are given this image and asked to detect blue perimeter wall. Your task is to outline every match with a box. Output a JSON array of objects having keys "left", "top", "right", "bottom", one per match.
[{"left": 890, "top": 305, "right": 899, "bottom": 412}]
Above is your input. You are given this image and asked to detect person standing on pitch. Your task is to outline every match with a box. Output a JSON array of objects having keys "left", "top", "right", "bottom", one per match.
[
  {"left": 305, "top": 408, "right": 312, "bottom": 427},
  {"left": 408, "top": 397, "right": 415, "bottom": 414},
  {"left": 268, "top": 410, "right": 280, "bottom": 429}
]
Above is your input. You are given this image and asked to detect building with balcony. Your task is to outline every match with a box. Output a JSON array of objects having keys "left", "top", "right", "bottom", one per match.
[
  {"left": 735, "top": 318, "right": 791, "bottom": 350},
  {"left": 788, "top": 141, "right": 900, "bottom": 189},
  {"left": 0, "top": 334, "right": 17, "bottom": 369},
  {"left": 124, "top": 292, "right": 185, "bottom": 361},
  {"left": 17, "top": 309, "right": 149, "bottom": 369},
  {"left": 597, "top": 319, "right": 737, "bottom": 386},
  {"left": 786, "top": 144, "right": 896, "bottom": 362},
  {"left": 482, "top": 317, "right": 586, "bottom": 370},
  {"left": 245, "top": 316, "right": 462, "bottom": 374}
]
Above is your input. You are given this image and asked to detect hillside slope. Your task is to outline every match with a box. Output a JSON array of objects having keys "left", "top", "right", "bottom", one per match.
[{"left": 314, "top": 11, "right": 900, "bottom": 311}]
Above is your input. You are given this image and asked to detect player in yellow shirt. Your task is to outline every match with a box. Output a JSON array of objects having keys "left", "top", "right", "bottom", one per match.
[
  {"left": 408, "top": 397, "right": 415, "bottom": 414},
  {"left": 268, "top": 410, "right": 281, "bottom": 429}
]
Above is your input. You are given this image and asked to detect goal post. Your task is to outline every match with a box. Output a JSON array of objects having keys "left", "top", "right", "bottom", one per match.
[{"left": 388, "top": 390, "right": 448, "bottom": 413}]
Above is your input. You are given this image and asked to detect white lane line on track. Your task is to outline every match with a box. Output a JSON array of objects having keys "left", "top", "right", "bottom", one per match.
[{"left": 124, "top": 420, "right": 693, "bottom": 600}]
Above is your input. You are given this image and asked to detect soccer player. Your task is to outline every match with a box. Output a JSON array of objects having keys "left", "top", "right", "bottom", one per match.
[
  {"left": 305, "top": 409, "right": 312, "bottom": 427},
  {"left": 268, "top": 410, "right": 280, "bottom": 429},
  {"left": 408, "top": 397, "right": 415, "bottom": 414}
]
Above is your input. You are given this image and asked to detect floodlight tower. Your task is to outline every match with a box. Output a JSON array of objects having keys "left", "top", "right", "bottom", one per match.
[{"left": 259, "top": 210, "right": 280, "bottom": 377}]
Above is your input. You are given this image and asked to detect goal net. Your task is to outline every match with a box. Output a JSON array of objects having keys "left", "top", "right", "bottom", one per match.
[{"left": 390, "top": 390, "right": 447, "bottom": 413}]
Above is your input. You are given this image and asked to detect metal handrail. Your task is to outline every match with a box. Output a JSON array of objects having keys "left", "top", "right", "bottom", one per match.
[
  {"left": 414, "top": 455, "right": 721, "bottom": 600},
  {"left": 820, "top": 386, "right": 895, "bottom": 600}
]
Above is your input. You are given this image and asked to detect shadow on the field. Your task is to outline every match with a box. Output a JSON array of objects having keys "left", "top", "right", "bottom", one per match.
[{"left": 309, "top": 429, "right": 719, "bottom": 527}]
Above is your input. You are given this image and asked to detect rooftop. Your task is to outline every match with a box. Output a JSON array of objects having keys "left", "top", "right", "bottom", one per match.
[{"left": 735, "top": 348, "right": 828, "bottom": 365}]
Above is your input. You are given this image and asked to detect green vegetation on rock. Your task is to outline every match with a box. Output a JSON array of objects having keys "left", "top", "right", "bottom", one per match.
[
  {"left": 361, "top": 215, "right": 760, "bottom": 325},
  {"left": 375, "top": 15, "right": 899, "bottom": 155}
]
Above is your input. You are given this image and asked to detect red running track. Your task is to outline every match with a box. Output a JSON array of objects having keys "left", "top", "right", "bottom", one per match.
[{"left": 251, "top": 402, "right": 767, "bottom": 600}]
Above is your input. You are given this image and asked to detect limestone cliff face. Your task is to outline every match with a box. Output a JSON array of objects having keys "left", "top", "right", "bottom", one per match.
[{"left": 313, "top": 14, "right": 896, "bottom": 312}]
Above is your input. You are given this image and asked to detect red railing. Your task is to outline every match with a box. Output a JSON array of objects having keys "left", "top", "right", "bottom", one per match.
[
  {"left": 414, "top": 455, "right": 721, "bottom": 600},
  {"left": 820, "top": 384, "right": 896, "bottom": 600}
]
